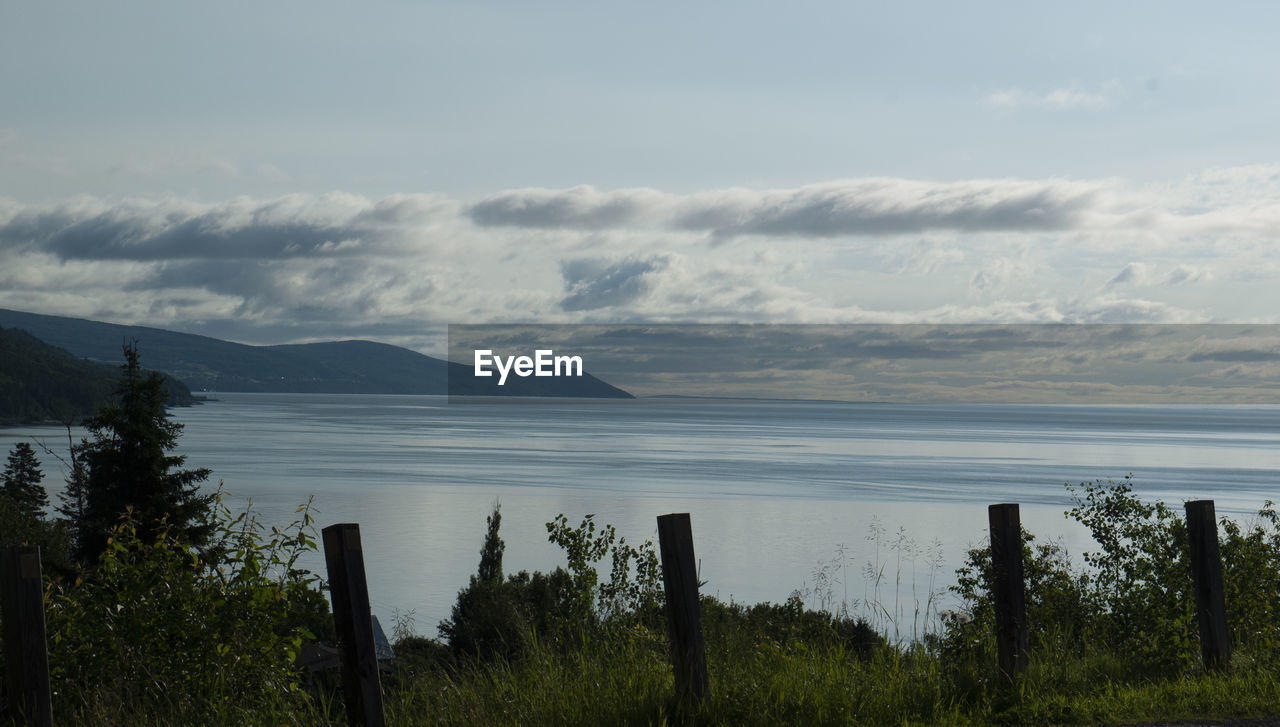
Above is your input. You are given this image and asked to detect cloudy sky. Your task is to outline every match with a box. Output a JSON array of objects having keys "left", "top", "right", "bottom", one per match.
[{"left": 3, "top": 1, "right": 1280, "bottom": 354}]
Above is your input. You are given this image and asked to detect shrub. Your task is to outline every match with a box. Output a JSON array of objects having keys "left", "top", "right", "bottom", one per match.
[
  {"left": 439, "top": 504, "right": 580, "bottom": 662},
  {"left": 951, "top": 477, "right": 1280, "bottom": 676},
  {"left": 1219, "top": 501, "right": 1280, "bottom": 659},
  {"left": 700, "top": 593, "right": 884, "bottom": 658},
  {"left": 43, "top": 496, "right": 328, "bottom": 723},
  {"left": 439, "top": 508, "right": 665, "bottom": 663}
]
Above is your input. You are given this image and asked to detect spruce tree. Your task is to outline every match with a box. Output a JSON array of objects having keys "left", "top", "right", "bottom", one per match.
[
  {"left": 76, "top": 342, "right": 213, "bottom": 560},
  {"left": 1, "top": 441, "right": 47, "bottom": 518},
  {"left": 57, "top": 431, "right": 90, "bottom": 529},
  {"left": 476, "top": 502, "right": 504, "bottom": 584}
]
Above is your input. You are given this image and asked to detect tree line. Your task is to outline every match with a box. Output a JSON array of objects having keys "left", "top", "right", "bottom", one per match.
[{"left": 1, "top": 342, "right": 212, "bottom": 567}]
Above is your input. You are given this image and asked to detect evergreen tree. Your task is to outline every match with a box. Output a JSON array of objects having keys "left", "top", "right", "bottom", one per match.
[
  {"left": 57, "top": 430, "right": 90, "bottom": 529},
  {"left": 1, "top": 441, "right": 47, "bottom": 518},
  {"left": 76, "top": 342, "right": 213, "bottom": 560},
  {"left": 477, "top": 502, "right": 504, "bottom": 584}
]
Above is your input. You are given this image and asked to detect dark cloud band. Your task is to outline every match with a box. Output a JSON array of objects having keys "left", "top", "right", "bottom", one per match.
[
  {"left": 468, "top": 178, "right": 1108, "bottom": 237},
  {"left": 0, "top": 194, "right": 453, "bottom": 261}
]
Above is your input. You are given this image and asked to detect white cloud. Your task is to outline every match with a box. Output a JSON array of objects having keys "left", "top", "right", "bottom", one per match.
[
  {"left": 1, "top": 166, "right": 1277, "bottom": 349},
  {"left": 896, "top": 240, "right": 965, "bottom": 275},
  {"left": 1106, "top": 262, "right": 1214, "bottom": 288},
  {"left": 1107, "top": 262, "right": 1150, "bottom": 287},
  {"left": 1041, "top": 87, "right": 1108, "bottom": 110},
  {"left": 970, "top": 258, "right": 1027, "bottom": 292},
  {"left": 984, "top": 83, "right": 1113, "bottom": 111},
  {"left": 1165, "top": 263, "right": 1211, "bottom": 285}
]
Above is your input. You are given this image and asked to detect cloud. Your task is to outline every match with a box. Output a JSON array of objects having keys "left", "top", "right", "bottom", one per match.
[
  {"left": 969, "top": 257, "right": 1030, "bottom": 292},
  {"left": 0, "top": 167, "right": 1272, "bottom": 354},
  {"left": 1107, "top": 262, "right": 1150, "bottom": 287},
  {"left": 985, "top": 83, "right": 1113, "bottom": 111},
  {"left": 968, "top": 266, "right": 1004, "bottom": 292},
  {"left": 1165, "top": 264, "right": 1211, "bottom": 285},
  {"left": 1187, "top": 348, "right": 1280, "bottom": 363},
  {"left": 560, "top": 255, "right": 669, "bottom": 311},
  {"left": 1107, "top": 262, "right": 1212, "bottom": 288},
  {"left": 470, "top": 178, "right": 1110, "bottom": 238},
  {"left": 462, "top": 169, "right": 1280, "bottom": 243},
  {"left": 678, "top": 180, "right": 1110, "bottom": 238},
  {"left": 895, "top": 240, "right": 964, "bottom": 275},
  {"left": 0, "top": 193, "right": 456, "bottom": 261},
  {"left": 470, "top": 185, "right": 669, "bottom": 230}
]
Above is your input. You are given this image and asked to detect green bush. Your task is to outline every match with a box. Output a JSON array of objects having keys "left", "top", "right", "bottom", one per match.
[
  {"left": 951, "top": 476, "right": 1280, "bottom": 677},
  {"left": 545, "top": 512, "right": 663, "bottom": 624},
  {"left": 43, "top": 496, "right": 329, "bottom": 724},
  {"left": 438, "top": 507, "right": 663, "bottom": 663},
  {"left": 1219, "top": 501, "right": 1280, "bottom": 660},
  {"left": 701, "top": 593, "right": 883, "bottom": 658}
]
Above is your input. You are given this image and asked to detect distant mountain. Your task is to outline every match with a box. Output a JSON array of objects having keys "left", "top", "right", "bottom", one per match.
[
  {"left": 0, "top": 309, "right": 633, "bottom": 399},
  {"left": 0, "top": 326, "right": 196, "bottom": 425}
]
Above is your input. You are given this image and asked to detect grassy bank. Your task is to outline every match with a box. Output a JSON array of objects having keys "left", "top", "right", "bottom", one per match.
[
  {"left": 15, "top": 478, "right": 1280, "bottom": 725},
  {"left": 380, "top": 637, "right": 1280, "bottom": 727},
  {"left": 47, "top": 610, "right": 1280, "bottom": 726}
]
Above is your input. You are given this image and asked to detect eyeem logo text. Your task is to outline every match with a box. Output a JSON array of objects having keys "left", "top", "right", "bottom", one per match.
[{"left": 473, "top": 349, "right": 584, "bottom": 386}]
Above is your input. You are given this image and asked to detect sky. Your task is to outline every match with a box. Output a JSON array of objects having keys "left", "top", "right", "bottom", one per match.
[{"left": 3, "top": 1, "right": 1280, "bottom": 355}]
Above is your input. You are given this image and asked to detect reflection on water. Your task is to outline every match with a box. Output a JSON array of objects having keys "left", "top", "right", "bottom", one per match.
[{"left": 5, "top": 394, "right": 1280, "bottom": 632}]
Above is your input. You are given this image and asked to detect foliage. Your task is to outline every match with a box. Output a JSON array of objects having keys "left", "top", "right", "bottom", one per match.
[
  {"left": 701, "top": 593, "right": 883, "bottom": 659},
  {"left": 76, "top": 342, "right": 214, "bottom": 560},
  {"left": 950, "top": 477, "right": 1193, "bottom": 672},
  {"left": 44, "top": 496, "right": 329, "bottom": 724},
  {"left": 439, "top": 503, "right": 577, "bottom": 661},
  {"left": 951, "top": 476, "right": 1280, "bottom": 677},
  {"left": 476, "top": 503, "right": 504, "bottom": 584},
  {"left": 56, "top": 431, "right": 91, "bottom": 527},
  {"left": 0, "top": 324, "right": 194, "bottom": 425},
  {"left": 2, "top": 440, "right": 48, "bottom": 517},
  {"left": 438, "top": 508, "right": 664, "bottom": 663},
  {"left": 1066, "top": 475, "right": 1195, "bottom": 669},
  {"left": 0, "top": 440, "right": 72, "bottom": 575},
  {"left": 951, "top": 528, "right": 1095, "bottom": 652},
  {"left": 438, "top": 565, "right": 578, "bottom": 662},
  {"left": 0, "top": 492, "right": 73, "bottom": 571},
  {"left": 1218, "top": 501, "right": 1280, "bottom": 659},
  {"left": 545, "top": 512, "right": 663, "bottom": 623},
  {"left": 390, "top": 593, "right": 1280, "bottom": 727}
]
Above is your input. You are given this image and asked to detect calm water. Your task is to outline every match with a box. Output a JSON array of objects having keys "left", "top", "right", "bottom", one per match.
[{"left": 7, "top": 394, "right": 1280, "bottom": 635}]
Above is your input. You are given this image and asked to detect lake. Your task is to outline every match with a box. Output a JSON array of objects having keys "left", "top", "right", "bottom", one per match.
[{"left": 6, "top": 394, "right": 1280, "bottom": 638}]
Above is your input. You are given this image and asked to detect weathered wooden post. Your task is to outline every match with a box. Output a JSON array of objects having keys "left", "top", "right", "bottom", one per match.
[
  {"left": 322, "top": 524, "right": 385, "bottom": 727},
  {"left": 656, "top": 513, "right": 709, "bottom": 708},
  {"left": 988, "top": 503, "right": 1028, "bottom": 677},
  {"left": 1185, "top": 500, "right": 1231, "bottom": 669},
  {"left": 0, "top": 545, "right": 54, "bottom": 727}
]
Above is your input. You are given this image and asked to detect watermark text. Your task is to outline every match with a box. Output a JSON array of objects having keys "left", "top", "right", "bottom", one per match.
[{"left": 473, "top": 349, "right": 584, "bottom": 386}]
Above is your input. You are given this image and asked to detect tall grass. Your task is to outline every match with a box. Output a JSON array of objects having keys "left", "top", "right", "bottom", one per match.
[{"left": 30, "top": 479, "right": 1280, "bottom": 725}]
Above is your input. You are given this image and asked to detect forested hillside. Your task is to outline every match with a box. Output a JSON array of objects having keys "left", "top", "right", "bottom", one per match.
[
  {"left": 0, "top": 309, "right": 633, "bottom": 397},
  {"left": 0, "top": 326, "right": 195, "bottom": 424}
]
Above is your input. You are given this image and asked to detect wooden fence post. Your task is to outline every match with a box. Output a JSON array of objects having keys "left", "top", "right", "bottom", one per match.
[
  {"left": 988, "top": 503, "right": 1028, "bottom": 677},
  {"left": 0, "top": 545, "right": 53, "bottom": 727},
  {"left": 1186, "top": 500, "right": 1231, "bottom": 669},
  {"left": 322, "top": 524, "right": 385, "bottom": 727},
  {"left": 656, "top": 513, "right": 709, "bottom": 708}
]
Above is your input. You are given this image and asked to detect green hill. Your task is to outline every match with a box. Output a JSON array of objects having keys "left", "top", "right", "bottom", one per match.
[
  {"left": 0, "top": 309, "right": 633, "bottom": 398},
  {"left": 0, "top": 326, "right": 196, "bottom": 425}
]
